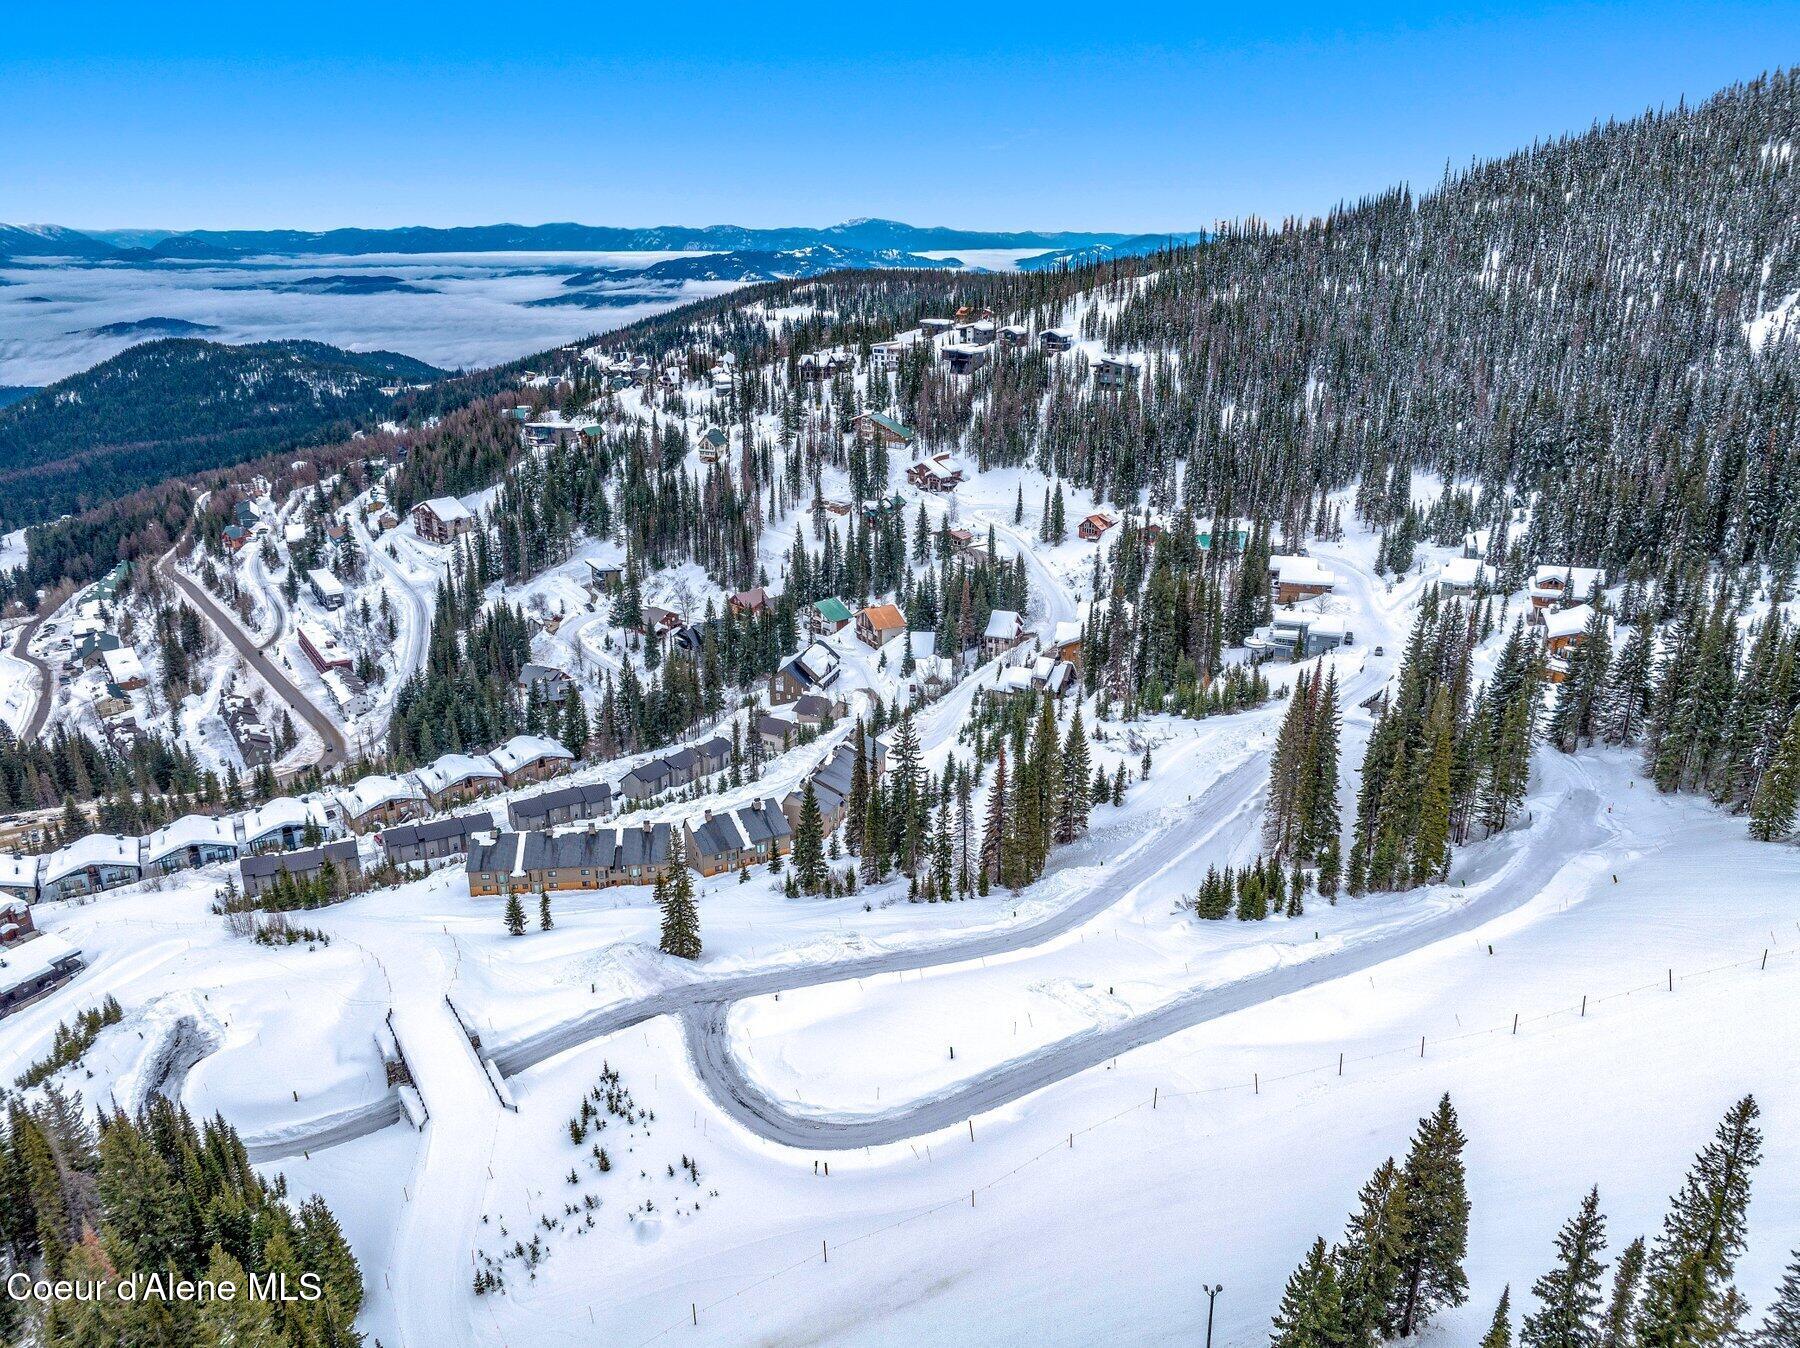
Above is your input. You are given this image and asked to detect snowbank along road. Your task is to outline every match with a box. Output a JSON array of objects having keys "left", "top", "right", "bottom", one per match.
[
  {"left": 158, "top": 545, "right": 349, "bottom": 774},
  {"left": 681, "top": 772, "right": 1608, "bottom": 1149}
]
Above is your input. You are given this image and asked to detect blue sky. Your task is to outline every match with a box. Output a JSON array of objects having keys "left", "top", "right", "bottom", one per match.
[{"left": 4, "top": 1, "right": 1795, "bottom": 233}]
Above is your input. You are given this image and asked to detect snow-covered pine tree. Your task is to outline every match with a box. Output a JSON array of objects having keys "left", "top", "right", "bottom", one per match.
[
  {"left": 658, "top": 843, "right": 702, "bottom": 960},
  {"left": 1392, "top": 1094, "right": 1471, "bottom": 1338},
  {"left": 1057, "top": 708, "right": 1091, "bottom": 843},
  {"left": 1753, "top": 1249, "right": 1800, "bottom": 1347},
  {"left": 1521, "top": 1187, "right": 1609, "bottom": 1348},
  {"left": 1336, "top": 1155, "right": 1410, "bottom": 1342},
  {"left": 979, "top": 742, "right": 1007, "bottom": 891},
  {"left": 1633, "top": 1096, "right": 1762, "bottom": 1348},
  {"left": 1483, "top": 1287, "right": 1515, "bottom": 1348},
  {"left": 1271, "top": 1237, "right": 1350, "bottom": 1348},
  {"left": 1748, "top": 708, "right": 1800, "bottom": 842},
  {"left": 1548, "top": 608, "right": 1613, "bottom": 752},
  {"left": 793, "top": 781, "right": 826, "bottom": 893},
  {"left": 1601, "top": 1237, "right": 1646, "bottom": 1348}
]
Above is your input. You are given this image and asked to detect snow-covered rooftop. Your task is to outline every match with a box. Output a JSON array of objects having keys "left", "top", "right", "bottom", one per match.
[
  {"left": 984, "top": 609, "right": 1023, "bottom": 640},
  {"left": 1531, "top": 565, "right": 1606, "bottom": 598},
  {"left": 418, "top": 496, "right": 473, "bottom": 524},
  {"left": 1270, "top": 554, "right": 1338, "bottom": 589},
  {"left": 144, "top": 815, "right": 239, "bottom": 864},
  {"left": 487, "top": 735, "right": 574, "bottom": 777},
  {"left": 1271, "top": 608, "right": 1348, "bottom": 638},
  {"left": 42, "top": 833, "right": 141, "bottom": 885},
  {"left": 0, "top": 932, "right": 82, "bottom": 999},
  {"left": 0, "top": 855, "right": 38, "bottom": 889},
  {"left": 1544, "top": 603, "right": 1598, "bottom": 641},
  {"left": 102, "top": 647, "right": 146, "bottom": 685},
  {"left": 241, "top": 796, "right": 331, "bottom": 843},
  {"left": 336, "top": 774, "right": 426, "bottom": 821},
  {"left": 415, "top": 753, "right": 504, "bottom": 796},
  {"left": 1439, "top": 557, "right": 1494, "bottom": 589}
]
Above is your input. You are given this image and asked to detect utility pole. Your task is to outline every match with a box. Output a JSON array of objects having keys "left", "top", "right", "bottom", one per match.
[{"left": 1203, "top": 1284, "right": 1223, "bottom": 1348}]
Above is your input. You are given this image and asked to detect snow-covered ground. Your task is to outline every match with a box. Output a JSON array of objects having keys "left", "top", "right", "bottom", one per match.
[
  {"left": 8, "top": 277, "right": 1797, "bottom": 1348},
  {"left": 9, "top": 487, "right": 1796, "bottom": 1347},
  {"left": 271, "top": 750, "right": 1800, "bottom": 1346},
  {"left": 0, "top": 617, "right": 41, "bottom": 734}
]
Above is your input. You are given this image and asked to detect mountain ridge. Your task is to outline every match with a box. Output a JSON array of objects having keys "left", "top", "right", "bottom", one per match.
[
  {"left": 0, "top": 338, "right": 445, "bottom": 527},
  {"left": 6, "top": 217, "right": 1150, "bottom": 260}
]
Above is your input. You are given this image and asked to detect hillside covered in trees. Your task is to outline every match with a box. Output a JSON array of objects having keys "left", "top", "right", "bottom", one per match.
[{"left": 0, "top": 338, "right": 444, "bottom": 528}]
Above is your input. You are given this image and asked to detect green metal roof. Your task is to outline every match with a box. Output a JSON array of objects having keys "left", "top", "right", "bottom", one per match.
[
  {"left": 1197, "top": 528, "right": 1250, "bottom": 551},
  {"left": 812, "top": 597, "right": 853, "bottom": 622},
  {"left": 865, "top": 411, "right": 915, "bottom": 441}
]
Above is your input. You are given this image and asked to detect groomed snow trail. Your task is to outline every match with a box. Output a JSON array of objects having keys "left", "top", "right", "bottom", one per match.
[{"left": 383, "top": 944, "right": 501, "bottom": 1348}]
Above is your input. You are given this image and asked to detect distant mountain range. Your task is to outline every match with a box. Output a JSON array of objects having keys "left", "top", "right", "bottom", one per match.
[
  {"left": 0, "top": 338, "right": 444, "bottom": 526},
  {"left": 0, "top": 223, "right": 120, "bottom": 260},
  {"left": 1017, "top": 232, "right": 1211, "bottom": 271},
  {"left": 1, "top": 217, "right": 1161, "bottom": 262},
  {"left": 536, "top": 244, "right": 962, "bottom": 302}
]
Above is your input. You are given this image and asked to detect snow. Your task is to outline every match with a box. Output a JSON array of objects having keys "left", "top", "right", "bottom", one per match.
[
  {"left": 336, "top": 773, "right": 426, "bottom": 821},
  {"left": 1531, "top": 564, "right": 1607, "bottom": 602},
  {"left": 101, "top": 645, "right": 146, "bottom": 684},
  {"left": 0, "top": 622, "right": 40, "bottom": 735},
  {"left": 1543, "top": 603, "right": 1597, "bottom": 641},
  {"left": 0, "top": 527, "right": 28, "bottom": 573},
  {"left": 41, "top": 833, "right": 141, "bottom": 885},
  {"left": 1270, "top": 553, "right": 1338, "bottom": 589},
  {"left": 0, "top": 855, "right": 38, "bottom": 891},
  {"left": 487, "top": 734, "right": 574, "bottom": 778},
  {"left": 0, "top": 932, "right": 82, "bottom": 999},
  {"left": 419, "top": 495, "right": 474, "bottom": 524},
  {"left": 143, "top": 814, "right": 239, "bottom": 866},
  {"left": 1440, "top": 556, "right": 1494, "bottom": 589},
  {"left": 8, "top": 586, "right": 1796, "bottom": 1347},
  {"left": 1745, "top": 288, "right": 1800, "bottom": 352},
  {"left": 416, "top": 752, "right": 505, "bottom": 798},
  {"left": 241, "top": 795, "right": 335, "bottom": 845},
  {"left": 9, "top": 272, "right": 1800, "bottom": 1347}
]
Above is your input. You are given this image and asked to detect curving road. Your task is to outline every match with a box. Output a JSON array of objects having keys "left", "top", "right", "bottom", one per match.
[
  {"left": 245, "top": 1094, "right": 405, "bottom": 1164},
  {"left": 351, "top": 506, "right": 430, "bottom": 689},
  {"left": 9, "top": 610, "right": 54, "bottom": 741},
  {"left": 682, "top": 777, "right": 1606, "bottom": 1148},
  {"left": 251, "top": 535, "right": 1412, "bottom": 1163},
  {"left": 487, "top": 756, "right": 1271, "bottom": 1078},
  {"left": 157, "top": 546, "right": 348, "bottom": 774}
]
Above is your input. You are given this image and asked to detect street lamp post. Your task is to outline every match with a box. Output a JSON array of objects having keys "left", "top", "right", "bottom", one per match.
[{"left": 1203, "top": 1284, "right": 1223, "bottom": 1348}]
